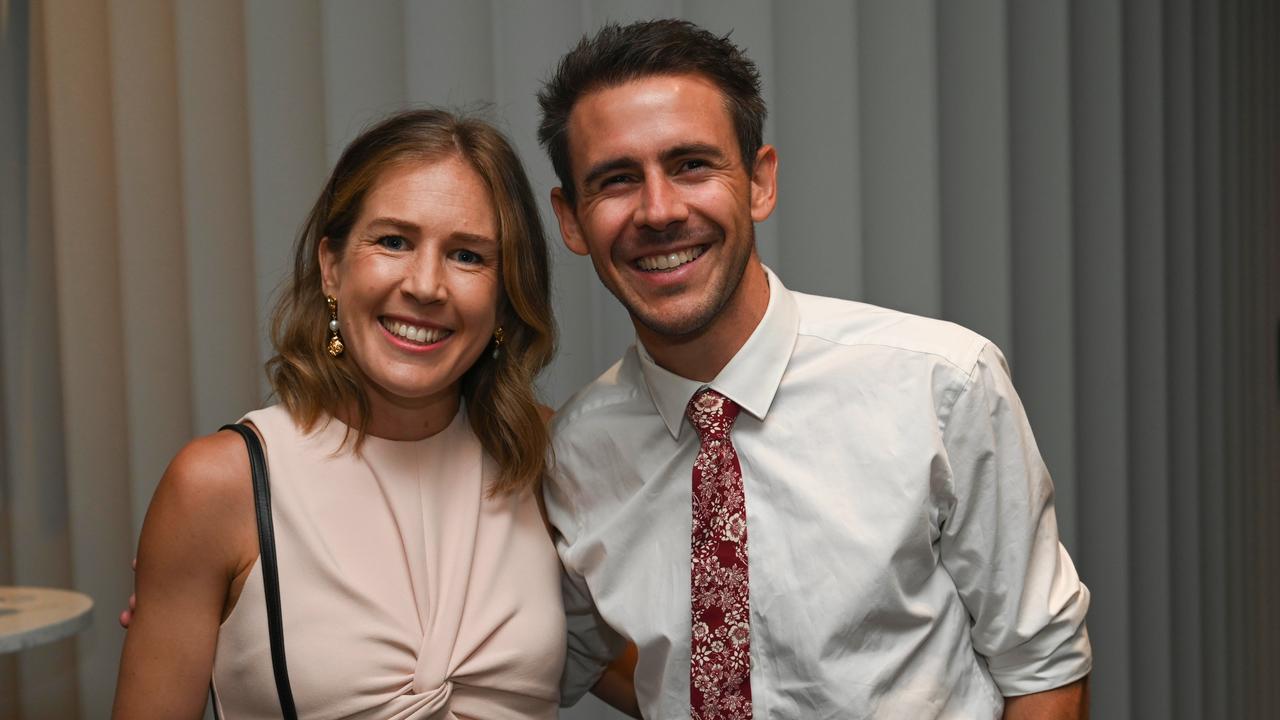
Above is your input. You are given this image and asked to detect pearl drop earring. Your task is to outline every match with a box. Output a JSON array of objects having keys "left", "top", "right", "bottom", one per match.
[
  {"left": 491, "top": 326, "right": 504, "bottom": 360},
  {"left": 326, "top": 295, "right": 344, "bottom": 357}
]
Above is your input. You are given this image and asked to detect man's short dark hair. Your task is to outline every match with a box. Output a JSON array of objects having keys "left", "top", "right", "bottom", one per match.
[{"left": 537, "top": 19, "right": 766, "bottom": 205}]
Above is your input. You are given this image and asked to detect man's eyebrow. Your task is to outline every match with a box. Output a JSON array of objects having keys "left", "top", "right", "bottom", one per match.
[
  {"left": 582, "top": 157, "right": 639, "bottom": 188},
  {"left": 660, "top": 143, "right": 727, "bottom": 163}
]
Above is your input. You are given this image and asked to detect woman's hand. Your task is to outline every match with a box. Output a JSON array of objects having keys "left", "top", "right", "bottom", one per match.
[
  {"left": 591, "top": 643, "right": 641, "bottom": 718},
  {"left": 119, "top": 558, "right": 136, "bottom": 629}
]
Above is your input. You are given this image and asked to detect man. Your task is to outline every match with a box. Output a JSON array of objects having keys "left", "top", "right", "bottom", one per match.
[{"left": 538, "top": 19, "right": 1091, "bottom": 720}]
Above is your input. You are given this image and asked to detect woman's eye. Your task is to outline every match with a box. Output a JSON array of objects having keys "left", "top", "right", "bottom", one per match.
[
  {"left": 453, "top": 249, "right": 483, "bottom": 265},
  {"left": 378, "top": 235, "right": 407, "bottom": 251}
]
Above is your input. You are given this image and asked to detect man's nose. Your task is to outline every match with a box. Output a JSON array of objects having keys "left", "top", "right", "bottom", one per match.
[
  {"left": 401, "top": 251, "right": 448, "bottom": 304},
  {"left": 633, "top": 174, "right": 689, "bottom": 230}
]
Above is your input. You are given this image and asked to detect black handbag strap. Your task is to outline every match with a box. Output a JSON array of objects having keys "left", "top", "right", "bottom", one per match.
[{"left": 222, "top": 423, "right": 299, "bottom": 720}]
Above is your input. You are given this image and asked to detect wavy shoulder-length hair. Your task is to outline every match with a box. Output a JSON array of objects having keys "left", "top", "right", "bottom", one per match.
[{"left": 267, "top": 109, "right": 556, "bottom": 496}]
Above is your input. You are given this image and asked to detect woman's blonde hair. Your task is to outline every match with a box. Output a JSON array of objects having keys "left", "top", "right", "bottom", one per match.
[{"left": 266, "top": 109, "right": 555, "bottom": 495}]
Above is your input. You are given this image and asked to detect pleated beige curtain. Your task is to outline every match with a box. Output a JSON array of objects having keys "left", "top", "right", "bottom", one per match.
[{"left": 1, "top": 1, "right": 1276, "bottom": 719}]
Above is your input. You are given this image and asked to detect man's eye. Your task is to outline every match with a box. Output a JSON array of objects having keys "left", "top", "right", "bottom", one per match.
[
  {"left": 453, "top": 249, "right": 483, "bottom": 265},
  {"left": 681, "top": 159, "right": 707, "bottom": 172},
  {"left": 378, "top": 235, "right": 407, "bottom": 250},
  {"left": 602, "top": 174, "right": 632, "bottom": 187}
]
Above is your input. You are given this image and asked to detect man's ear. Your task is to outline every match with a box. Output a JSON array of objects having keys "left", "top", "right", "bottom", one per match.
[
  {"left": 749, "top": 144, "right": 778, "bottom": 223},
  {"left": 318, "top": 237, "right": 341, "bottom": 295},
  {"left": 550, "top": 187, "right": 589, "bottom": 256}
]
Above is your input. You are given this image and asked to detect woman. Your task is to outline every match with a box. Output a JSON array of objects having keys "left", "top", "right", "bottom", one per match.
[{"left": 113, "top": 109, "right": 568, "bottom": 718}]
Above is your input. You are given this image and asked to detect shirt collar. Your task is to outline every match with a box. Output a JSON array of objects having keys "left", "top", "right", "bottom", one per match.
[{"left": 637, "top": 266, "right": 800, "bottom": 439}]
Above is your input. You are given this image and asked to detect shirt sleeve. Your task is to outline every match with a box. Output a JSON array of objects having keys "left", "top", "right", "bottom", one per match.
[
  {"left": 558, "top": 562, "right": 627, "bottom": 706},
  {"left": 542, "top": 446, "right": 628, "bottom": 707},
  {"left": 937, "top": 342, "right": 1092, "bottom": 696}
]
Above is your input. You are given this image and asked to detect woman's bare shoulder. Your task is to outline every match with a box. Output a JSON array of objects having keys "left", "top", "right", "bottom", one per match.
[
  {"left": 160, "top": 429, "right": 254, "bottom": 507},
  {"left": 143, "top": 428, "right": 257, "bottom": 566}
]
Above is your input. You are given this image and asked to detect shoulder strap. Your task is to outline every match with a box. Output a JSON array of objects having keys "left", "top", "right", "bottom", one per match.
[{"left": 221, "top": 423, "right": 299, "bottom": 720}]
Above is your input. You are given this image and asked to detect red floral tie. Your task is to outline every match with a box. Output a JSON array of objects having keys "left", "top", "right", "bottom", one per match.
[{"left": 686, "top": 388, "right": 753, "bottom": 720}]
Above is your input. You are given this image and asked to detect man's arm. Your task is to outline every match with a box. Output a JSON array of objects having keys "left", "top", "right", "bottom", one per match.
[
  {"left": 938, "top": 343, "right": 1093, "bottom": 698},
  {"left": 1004, "top": 676, "right": 1089, "bottom": 720}
]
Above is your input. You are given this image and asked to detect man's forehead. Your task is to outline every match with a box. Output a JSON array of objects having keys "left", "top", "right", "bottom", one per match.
[{"left": 566, "top": 73, "right": 735, "bottom": 163}]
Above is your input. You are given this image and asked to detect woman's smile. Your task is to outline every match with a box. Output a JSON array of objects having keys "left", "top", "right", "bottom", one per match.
[{"left": 378, "top": 316, "right": 453, "bottom": 349}]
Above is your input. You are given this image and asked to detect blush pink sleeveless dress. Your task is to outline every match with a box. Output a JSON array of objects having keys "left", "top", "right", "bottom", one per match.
[{"left": 210, "top": 405, "right": 565, "bottom": 719}]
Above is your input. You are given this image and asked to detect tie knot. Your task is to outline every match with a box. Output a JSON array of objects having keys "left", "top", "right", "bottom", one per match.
[{"left": 685, "top": 389, "right": 740, "bottom": 440}]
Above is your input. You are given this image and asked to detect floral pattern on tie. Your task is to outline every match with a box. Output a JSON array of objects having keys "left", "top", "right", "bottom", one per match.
[{"left": 687, "top": 388, "right": 752, "bottom": 720}]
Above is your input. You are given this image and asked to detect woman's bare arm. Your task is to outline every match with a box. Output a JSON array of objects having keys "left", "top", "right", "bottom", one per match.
[{"left": 112, "top": 431, "right": 258, "bottom": 719}]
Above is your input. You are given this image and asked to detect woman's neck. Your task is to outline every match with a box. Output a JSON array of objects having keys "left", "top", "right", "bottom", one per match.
[{"left": 338, "top": 382, "right": 462, "bottom": 441}]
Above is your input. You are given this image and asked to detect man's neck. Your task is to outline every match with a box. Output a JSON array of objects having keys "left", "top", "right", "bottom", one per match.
[{"left": 637, "top": 261, "right": 771, "bottom": 382}]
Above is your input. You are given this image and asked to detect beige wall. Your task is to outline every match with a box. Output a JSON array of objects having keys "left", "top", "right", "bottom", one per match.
[{"left": 1, "top": 1, "right": 1277, "bottom": 718}]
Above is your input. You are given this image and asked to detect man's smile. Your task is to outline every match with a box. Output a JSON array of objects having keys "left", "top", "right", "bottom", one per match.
[{"left": 635, "top": 245, "right": 706, "bottom": 272}]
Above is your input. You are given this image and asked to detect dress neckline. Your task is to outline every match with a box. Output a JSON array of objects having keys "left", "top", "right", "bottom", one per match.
[{"left": 320, "top": 401, "right": 469, "bottom": 450}]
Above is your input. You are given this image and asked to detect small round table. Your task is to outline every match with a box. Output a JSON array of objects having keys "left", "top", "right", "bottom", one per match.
[{"left": 0, "top": 586, "right": 94, "bottom": 654}]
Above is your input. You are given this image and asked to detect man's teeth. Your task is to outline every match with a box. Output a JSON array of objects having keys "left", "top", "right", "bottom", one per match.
[
  {"left": 381, "top": 318, "right": 450, "bottom": 344},
  {"left": 636, "top": 246, "right": 705, "bottom": 271}
]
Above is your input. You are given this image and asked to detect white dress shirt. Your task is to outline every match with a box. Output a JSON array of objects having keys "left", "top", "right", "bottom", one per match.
[{"left": 545, "top": 268, "right": 1092, "bottom": 719}]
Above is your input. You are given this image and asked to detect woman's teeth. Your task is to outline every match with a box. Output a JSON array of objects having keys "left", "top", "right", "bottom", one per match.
[
  {"left": 636, "top": 246, "right": 705, "bottom": 271},
  {"left": 381, "top": 318, "right": 449, "bottom": 345}
]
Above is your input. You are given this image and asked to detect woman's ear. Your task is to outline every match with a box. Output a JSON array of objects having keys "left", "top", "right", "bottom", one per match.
[{"left": 318, "top": 237, "right": 340, "bottom": 296}]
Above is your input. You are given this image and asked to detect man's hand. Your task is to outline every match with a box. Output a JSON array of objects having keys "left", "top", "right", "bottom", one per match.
[
  {"left": 1003, "top": 676, "right": 1089, "bottom": 720},
  {"left": 119, "top": 557, "right": 137, "bottom": 628}
]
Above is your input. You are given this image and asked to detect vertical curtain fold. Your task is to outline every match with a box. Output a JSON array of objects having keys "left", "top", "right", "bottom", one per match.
[
  {"left": 772, "top": 1, "right": 861, "bottom": 303},
  {"left": 1069, "top": 2, "right": 1133, "bottom": 713},
  {"left": 1007, "top": 0, "right": 1078, "bottom": 552},
  {"left": 938, "top": 0, "right": 1013, "bottom": 357},
  {"left": 1192, "top": 0, "right": 1228, "bottom": 716},
  {"left": 321, "top": 0, "right": 406, "bottom": 164},
  {"left": 1163, "top": 0, "right": 1205, "bottom": 717},
  {"left": 244, "top": 0, "right": 328, "bottom": 401},
  {"left": 42, "top": 0, "right": 132, "bottom": 711},
  {"left": 175, "top": 0, "right": 259, "bottom": 438},
  {"left": 1121, "top": 0, "right": 1175, "bottom": 716},
  {"left": 857, "top": 0, "right": 942, "bottom": 319},
  {"left": 109, "top": 0, "right": 192, "bottom": 542},
  {"left": 4, "top": 1, "right": 78, "bottom": 714}
]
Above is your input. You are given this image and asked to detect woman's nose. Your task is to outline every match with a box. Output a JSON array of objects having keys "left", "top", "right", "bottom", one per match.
[{"left": 401, "top": 252, "right": 448, "bottom": 304}]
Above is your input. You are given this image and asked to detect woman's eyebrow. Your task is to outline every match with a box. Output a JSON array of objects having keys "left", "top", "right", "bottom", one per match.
[
  {"left": 450, "top": 231, "right": 497, "bottom": 246},
  {"left": 364, "top": 216, "right": 419, "bottom": 233}
]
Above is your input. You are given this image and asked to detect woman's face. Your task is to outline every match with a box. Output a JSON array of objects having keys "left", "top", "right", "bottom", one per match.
[{"left": 319, "top": 156, "right": 502, "bottom": 429}]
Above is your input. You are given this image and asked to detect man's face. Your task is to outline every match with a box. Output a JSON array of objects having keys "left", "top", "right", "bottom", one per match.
[{"left": 551, "top": 73, "right": 776, "bottom": 339}]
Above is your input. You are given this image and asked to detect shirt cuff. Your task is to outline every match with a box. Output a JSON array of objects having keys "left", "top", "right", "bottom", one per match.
[
  {"left": 559, "top": 611, "right": 622, "bottom": 706},
  {"left": 985, "top": 581, "right": 1093, "bottom": 696}
]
